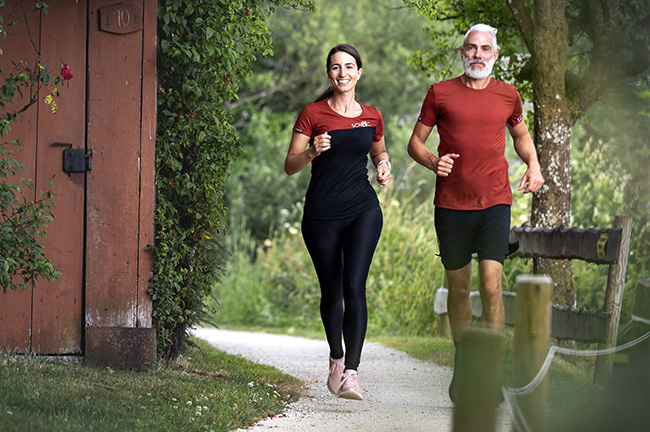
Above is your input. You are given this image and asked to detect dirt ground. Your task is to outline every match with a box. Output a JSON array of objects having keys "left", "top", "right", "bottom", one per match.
[{"left": 192, "top": 327, "right": 512, "bottom": 432}]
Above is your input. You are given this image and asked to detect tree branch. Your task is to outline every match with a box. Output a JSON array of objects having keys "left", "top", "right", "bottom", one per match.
[
  {"left": 226, "top": 73, "right": 313, "bottom": 110},
  {"left": 506, "top": 0, "right": 535, "bottom": 52},
  {"left": 566, "top": 0, "right": 650, "bottom": 119}
]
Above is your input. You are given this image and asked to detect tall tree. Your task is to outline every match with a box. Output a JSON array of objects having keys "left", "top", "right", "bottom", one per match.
[{"left": 406, "top": 0, "right": 650, "bottom": 305}]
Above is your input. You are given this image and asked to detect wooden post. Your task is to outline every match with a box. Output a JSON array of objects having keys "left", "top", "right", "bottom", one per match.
[
  {"left": 437, "top": 274, "right": 452, "bottom": 338},
  {"left": 513, "top": 275, "right": 552, "bottom": 432},
  {"left": 594, "top": 215, "right": 633, "bottom": 385},
  {"left": 439, "top": 314, "right": 452, "bottom": 339},
  {"left": 453, "top": 327, "right": 504, "bottom": 432}
]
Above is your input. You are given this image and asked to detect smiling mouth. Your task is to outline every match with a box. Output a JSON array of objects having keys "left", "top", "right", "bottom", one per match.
[{"left": 337, "top": 79, "right": 351, "bottom": 85}]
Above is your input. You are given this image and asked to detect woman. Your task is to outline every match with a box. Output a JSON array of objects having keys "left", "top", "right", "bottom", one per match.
[{"left": 284, "top": 44, "right": 391, "bottom": 400}]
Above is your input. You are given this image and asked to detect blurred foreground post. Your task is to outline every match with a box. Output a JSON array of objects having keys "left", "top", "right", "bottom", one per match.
[
  {"left": 513, "top": 275, "right": 552, "bottom": 432},
  {"left": 630, "top": 279, "right": 650, "bottom": 362},
  {"left": 595, "top": 278, "right": 650, "bottom": 432},
  {"left": 453, "top": 327, "right": 504, "bottom": 432}
]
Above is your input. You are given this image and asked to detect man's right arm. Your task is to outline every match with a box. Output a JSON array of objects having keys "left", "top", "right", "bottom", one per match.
[
  {"left": 407, "top": 121, "right": 437, "bottom": 171},
  {"left": 408, "top": 121, "right": 459, "bottom": 177}
]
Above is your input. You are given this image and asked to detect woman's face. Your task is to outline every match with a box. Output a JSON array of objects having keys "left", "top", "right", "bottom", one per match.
[{"left": 327, "top": 51, "right": 362, "bottom": 94}]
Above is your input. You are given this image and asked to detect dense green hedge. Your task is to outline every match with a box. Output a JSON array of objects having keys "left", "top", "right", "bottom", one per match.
[{"left": 153, "top": 0, "right": 313, "bottom": 359}]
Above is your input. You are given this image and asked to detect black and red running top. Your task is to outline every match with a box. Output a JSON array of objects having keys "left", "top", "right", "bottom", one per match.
[{"left": 293, "top": 100, "right": 384, "bottom": 220}]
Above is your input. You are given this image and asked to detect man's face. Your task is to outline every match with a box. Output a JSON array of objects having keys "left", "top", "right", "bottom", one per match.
[{"left": 461, "top": 31, "right": 498, "bottom": 80}]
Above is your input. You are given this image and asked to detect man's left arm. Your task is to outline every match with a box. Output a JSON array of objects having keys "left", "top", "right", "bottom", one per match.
[{"left": 507, "top": 122, "right": 545, "bottom": 194}]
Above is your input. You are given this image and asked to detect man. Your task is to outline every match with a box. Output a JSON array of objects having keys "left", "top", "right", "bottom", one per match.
[{"left": 407, "top": 23, "right": 545, "bottom": 402}]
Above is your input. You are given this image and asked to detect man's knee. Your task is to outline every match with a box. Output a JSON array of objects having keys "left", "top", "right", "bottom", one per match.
[{"left": 446, "top": 276, "right": 472, "bottom": 303}]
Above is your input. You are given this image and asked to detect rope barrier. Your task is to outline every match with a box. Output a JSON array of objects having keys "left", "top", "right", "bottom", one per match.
[
  {"left": 504, "top": 329, "right": 650, "bottom": 397},
  {"left": 505, "top": 314, "right": 650, "bottom": 398},
  {"left": 502, "top": 317, "right": 650, "bottom": 432},
  {"left": 503, "top": 388, "right": 532, "bottom": 432},
  {"left": 616, "top": 319, "right": 634, "bottom": 338},
  {"left": 632, "top": 314, "right": 650, "bottom": 326}
]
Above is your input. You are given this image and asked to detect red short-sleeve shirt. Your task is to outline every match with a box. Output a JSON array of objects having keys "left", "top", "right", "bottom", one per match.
[
  {"left": 418, "top": 77, "right": 524, "bottom": 210},
  {"left": 294, "top": 100, "right": 384, "bottom": 219}
]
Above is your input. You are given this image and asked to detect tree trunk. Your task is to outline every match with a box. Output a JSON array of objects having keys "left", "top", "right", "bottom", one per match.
[
  {"left": 529, "top": 0, "right": 576, "bottom": 306},
  {"left": 504, "top": 0, "right": 650, "bottom": 306},
  {"left": 531, "top": 107, "right": 576, "bottom": 306}
]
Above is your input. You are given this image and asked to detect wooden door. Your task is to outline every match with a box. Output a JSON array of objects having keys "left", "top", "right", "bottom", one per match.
[
  {"left": 0, "top": 0, "right": 86, "bottom": 354},
  {"left": 84, "top": 0, "right": 156, "bottom": 329},
  {"left": 0, "top": 0, "right": 155, "bottom": 354}
]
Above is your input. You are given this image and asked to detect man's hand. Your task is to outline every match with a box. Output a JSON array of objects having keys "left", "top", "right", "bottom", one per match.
[
  {"left": 434, "top": 153, "right": 460, "bottom": 177},
  {"left": 518, "top": 165, "right": 545, "bottom": 193}
]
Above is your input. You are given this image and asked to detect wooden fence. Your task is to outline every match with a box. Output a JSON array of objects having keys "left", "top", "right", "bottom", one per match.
[
  {"left": 435, "top": 215, "right": 633, "bottom": 384},
  {"left": 453, "top": 276, "right": 650, "bottom": 432}
]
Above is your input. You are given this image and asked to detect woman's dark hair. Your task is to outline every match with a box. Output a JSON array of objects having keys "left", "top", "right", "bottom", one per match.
[{"left": 314, "top": 44, "right": 363, "bottom": 102}]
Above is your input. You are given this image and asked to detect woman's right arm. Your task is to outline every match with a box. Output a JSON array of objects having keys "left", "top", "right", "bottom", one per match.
[{"left": 284, "top": 131, "right": 330, "bottom": 175}]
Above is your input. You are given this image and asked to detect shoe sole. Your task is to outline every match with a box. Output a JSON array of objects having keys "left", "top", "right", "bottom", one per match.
[
  {"left": 338, "top": 389, "right": 363, "bottom": 400},
  {"left": 327, "top": 382, "right": 340, "bottom": 395}
]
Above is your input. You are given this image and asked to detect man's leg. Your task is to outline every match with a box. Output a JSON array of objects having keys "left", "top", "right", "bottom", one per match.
[
  {"left": 477, "top": 259, "right": 505, "bottom": 331},
  {"left": 446, "top": 263, "right": 473, "bottom": 342},
  {"left": 477, "top": 259, "right": 507, "bottom": 405},
  {"left": 446, "top": 263, "right": 472, "bottom": 403}
]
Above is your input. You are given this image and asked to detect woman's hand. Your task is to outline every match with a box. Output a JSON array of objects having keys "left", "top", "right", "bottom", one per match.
[
  {"left": 311, "top": 132, "right": 331, "bottom": 156},
  {"left": 376, "top": 160, "right": 391, "bottom": 188}
]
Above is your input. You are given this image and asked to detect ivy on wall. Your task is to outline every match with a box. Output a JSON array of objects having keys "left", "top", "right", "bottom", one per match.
[{"left": 153, "top": 0, "right": 313, "bottom": 359}]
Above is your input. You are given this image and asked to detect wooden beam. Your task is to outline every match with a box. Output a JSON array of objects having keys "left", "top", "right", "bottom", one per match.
[
  {"left": 435, "top": 288, "right": 610, "bottom": 342},
  {"left": 509, "top": 225, "right": 622, "bottom": 264},
  {"left": 551, "top": 305, "right": 610, "bottom": 343}
]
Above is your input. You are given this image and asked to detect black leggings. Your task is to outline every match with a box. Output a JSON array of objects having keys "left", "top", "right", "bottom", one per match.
[{"left": 301, "top": 206, "right": 382, "bottom": 371}]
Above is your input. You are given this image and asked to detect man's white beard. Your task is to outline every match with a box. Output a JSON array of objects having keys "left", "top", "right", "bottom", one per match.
[{"left": 463, "top": 55, "right": 495, "bottom": 79}]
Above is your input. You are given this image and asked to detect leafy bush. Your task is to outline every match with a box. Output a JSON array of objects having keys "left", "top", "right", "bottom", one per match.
[
  {"left": 152, "top": 0, "right": 314, "bottom": 359},
  {"left": 0, "top": 143, "right": 58, "bottom": 292},
  {"left": 1, "top": 6, "right": 62, "bottom": 292}
]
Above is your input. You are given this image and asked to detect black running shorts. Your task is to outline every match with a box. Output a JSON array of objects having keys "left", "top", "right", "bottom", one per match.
[{"left": 434, "top": 204, "right": 511, "bottom": 270}]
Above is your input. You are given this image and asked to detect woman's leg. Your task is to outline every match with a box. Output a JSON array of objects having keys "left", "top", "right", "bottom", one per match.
[
  {"left": 301, "top": 215, "right": 345, "bottom": 359},
  {"left": 340, "top": 206, "right": 383, "bottom": 371}
]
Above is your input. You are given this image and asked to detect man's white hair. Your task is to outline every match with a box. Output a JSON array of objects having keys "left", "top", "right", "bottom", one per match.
[{"left": 463, "top": 23, "right": 499, "bottom": 51}]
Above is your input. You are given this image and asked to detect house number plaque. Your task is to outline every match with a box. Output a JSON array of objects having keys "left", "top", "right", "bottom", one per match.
[{"left": 99, "top": 4, "right": 142, "bottom": 34}]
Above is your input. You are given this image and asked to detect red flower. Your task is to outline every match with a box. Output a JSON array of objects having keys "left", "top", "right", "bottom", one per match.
[{"left": 61, "top": 64, "right": 73, "bottom": 81}]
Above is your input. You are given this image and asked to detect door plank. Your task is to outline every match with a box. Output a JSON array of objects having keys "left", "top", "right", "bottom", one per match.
[
  {"left": 85, "top": 0, "right": 146, "bottom": 327},
  {"left": 30, "top": 0, "right": 86, "bottom": 354}
]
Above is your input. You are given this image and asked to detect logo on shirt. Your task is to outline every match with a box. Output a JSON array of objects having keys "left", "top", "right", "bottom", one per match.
[
  {"left": 296, "top": 127, "right": 303, "bottom": 133},
  {"left": 351, "top": 121, "right": 371, "bottom": 128},
  {"left": 515, "top": 114, "right": 523, "bottom": 124}
]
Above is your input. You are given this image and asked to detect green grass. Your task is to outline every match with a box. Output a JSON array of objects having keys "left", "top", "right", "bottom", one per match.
[
  {"left": 0, "top": 338, "right": 303, "bottom": 432},
  {"left": 0, "top": 326, "right": 618, "bottom": 432}
]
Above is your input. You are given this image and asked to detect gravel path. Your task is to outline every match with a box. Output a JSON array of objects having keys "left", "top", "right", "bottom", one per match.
[{"left": 192, "top": 327, "right": 512, "bottom": 432}]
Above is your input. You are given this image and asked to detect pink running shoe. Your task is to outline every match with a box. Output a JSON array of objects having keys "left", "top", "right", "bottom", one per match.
[
  {"left": 327, "top": 357, "right": 345, "bottom": 395},
  {"left": 338, "top": 369, "right": 363, "bottom": 400}
]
